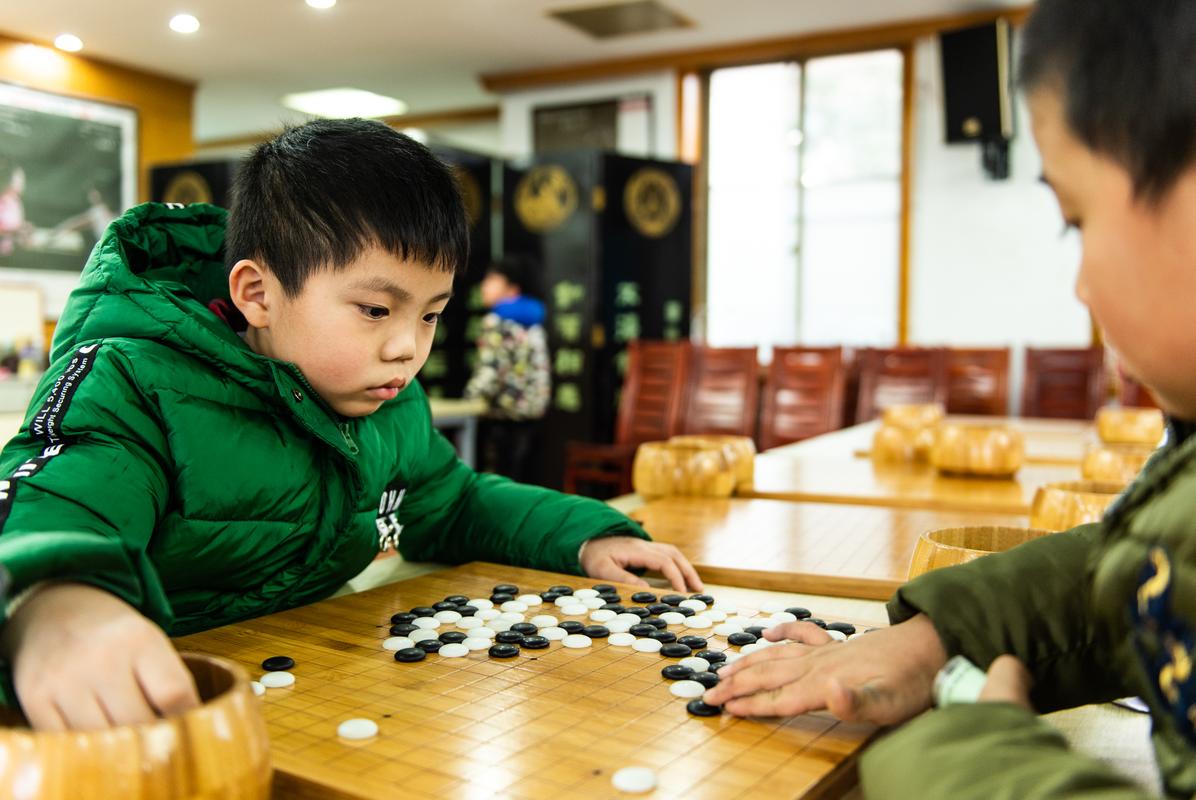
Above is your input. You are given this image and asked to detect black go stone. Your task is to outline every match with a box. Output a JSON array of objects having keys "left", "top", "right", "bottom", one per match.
[
  {"left": 629, "top": 624, "right": 657, "bottom": 637},
  {"left": 455, "top": 605, "right": 477, "bottom": 617},
  {"left": 744, "top": 626, "right": 766, "bottom": 638},
  {"left": 540, "top": 591, "right": 563, "bottom": 603},
  {"left": 510, "top": 622, "right": 538, "bottom": 635},
  {"left": 647, "top": 604, "right": 672, "bottom": 615},
  {"left": 599, "top": 592, "right": 622, "bottom": 602},
  {"left": 560, "top": 621, "right": 585, "bottom": 634},
  {"left": 410, "top": 606, "right": 436, "bottom": 617},
  {"left": 592, "top": 584, "right": 617, "bottom": 593},
  {"left": 690, "top": 594, "right": 715, "bottom": 604},
  {"left": 521, "top": 635, "right": 550, "bottom": 649},
  {"left": 660, "top": 643, "right": 692, "bottom": 658},
  {"left": 390, "top": 624, "right": 417, "bottom": 637},
  {"left": 416, "top": 639, "right": 443, "bottom": 653},
  {"left": 808, "top": 618, "right": 827, "bottom": 628},
  {"left": 786, "top": 607, "right": 812, "bottom": 619},
  {"left": 643, "top": 617, "right": 668, "bottom": 630},
  {"left": 624, "top": 607, "right": 650, "bottom": 618},
  {"left": 490, "top": 593, "right": 515, "bottom": 604},
  {"left": 826, "top": 622, "right": 857, "bottom": 636},
  {"left": 547, "top": 585, "right": 574, "bottom": 595},
  {"left": 677, "top": 607, "right": 696, "bottom": 618},
  {"left": 394, "top": 648, "right": 426, "bottom": 663},
  {"left": 696, "top": 650, "right": 726, "bottom": 664},
  {"left": 662, "top": 664, "right": 695, "bottom": 681},
  {"left": 600, "top": 603, "right": 625, "bottom": 613},
  {"left": 661, "top": 594, "right": 685, "bottom": 606},
  {"left": 728, "top": 632, "right": 758, "bottom": 647},
  {"left": 261, "top": 655, "right": 295, "bottom": 671},
  {"left": 493, "top": 584, "right": 519, "bottom": 595},
  {"left": 631, "top": 592, "right": 657, "bottom": 604},
  {"left": 677, "top": 636, "right": 707, "bottom": 650},
  {"left": 390, "top": 612, "right": 416, "bottom": 625},
  {"left": 708, "top": 662, "right": 730, "bottom": 673},
  {"left": 496, "top": 631, "right": 524, "bottom": 644},
  {"left": 648, "top": 630, "right": 677, "bottom": 644},
  {"left": 583, "top": 625, "right": 610, "bottom": 638},
  {"left": 693, "top": 672, "right": 720, "bottom": 688},
  {"left": 686, "top": 699, "right": 722, "bottom": 717},
  {"left": 444, "top": 595, "right": 469, "bottom": 605},
  {"left": 432, "top": 601, "right": 458, "bottom": 612},
  {"left": 489, "top": 643, "right": 519, "bottom": 659},
  {"left": 439, "top": 631, "right": 467, "bottom": 644}
]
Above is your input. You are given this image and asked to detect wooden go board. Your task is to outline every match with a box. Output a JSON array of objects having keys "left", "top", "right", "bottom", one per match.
[
  {"left": 175, "top": 563, "right": 876, "bottom": 800},
  {"left": 630, "top": 497, "right": 1026, "bottom": 600}
]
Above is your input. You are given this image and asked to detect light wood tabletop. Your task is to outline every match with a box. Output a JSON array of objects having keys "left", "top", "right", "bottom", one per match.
[
  {"left": 630, "top": 497, "right": 1027, "bottom": 600},
  {"left": 176, "top": 562, "right": 877, "bottom": 800}
]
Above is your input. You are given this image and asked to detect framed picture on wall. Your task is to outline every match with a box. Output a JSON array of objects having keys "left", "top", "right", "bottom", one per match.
[{"left": 0, "top": 82, "right": 137, "bottom": 272}]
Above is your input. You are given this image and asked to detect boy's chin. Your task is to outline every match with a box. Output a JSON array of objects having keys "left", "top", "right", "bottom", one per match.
[{"left": 331, "top": 397, "right": 386, "bottom": 418}]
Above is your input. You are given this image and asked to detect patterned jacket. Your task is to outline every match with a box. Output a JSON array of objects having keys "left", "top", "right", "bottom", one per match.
[{"left": 464, "top": 296, "right": 550, "bottom": 420}]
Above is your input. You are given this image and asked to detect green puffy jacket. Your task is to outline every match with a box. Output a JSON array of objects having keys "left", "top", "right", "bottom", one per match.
[
  {"left": 0, "top": 203, "right": 648, "bottom": 640},
  {"left": 862, "top": 419, "right": 1196, "bottom": 799}
]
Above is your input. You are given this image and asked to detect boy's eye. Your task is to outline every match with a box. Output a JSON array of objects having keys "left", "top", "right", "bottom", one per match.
[
  {"left": 423, "top": 312, "right": 441, "bottom": 324},
  {"left": 357, "top": 304, "right": 389, "bottom": 320}
]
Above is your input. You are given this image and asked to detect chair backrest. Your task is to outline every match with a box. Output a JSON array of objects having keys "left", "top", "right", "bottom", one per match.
[
  {"left": 759, "top": 346, "right": 845, "bottom": 450},
  {"left": 614, "top": 340, "right": 692, "bottom": 446},
  {"left": 855, "top": 347, "right": 948, "bottom": 423},
  {"left": 681, "top": 346, "right": 761, "bottom": 439},
  {"left": 1022, "top": 346, "right": 1107, "bottom": 419},
  {"left": 1118, "top": 371, "right": 1160, "bottom": 409},
  {"left": 945, "top": 347, "right": 1011, "bottom": 416}
]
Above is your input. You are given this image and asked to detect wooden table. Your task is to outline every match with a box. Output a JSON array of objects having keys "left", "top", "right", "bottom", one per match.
[
  {"left": 176, "top": 563, "right": 876, "bottom": 800},
  {"left": 630, "top": 497, "right": 1026, "bottom": 600}
]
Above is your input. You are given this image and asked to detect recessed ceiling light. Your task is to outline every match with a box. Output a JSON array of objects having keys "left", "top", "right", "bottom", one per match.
[
  {"left": 170, "top": 14, "right": 200, "bottom": 34},
  {"left": 306, "top": 0, "right": 337, "bottom": 8},
  {"left": 281, "top": 88, "right": 408, "bottom": 118},
  {"left": 54, "top": 34, "right": 83, "bottom": 52}
]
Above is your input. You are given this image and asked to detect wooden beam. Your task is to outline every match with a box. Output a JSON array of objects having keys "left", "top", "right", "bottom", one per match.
[{"left": 481, "top": 5, "right": 1032, "bottom": 92}]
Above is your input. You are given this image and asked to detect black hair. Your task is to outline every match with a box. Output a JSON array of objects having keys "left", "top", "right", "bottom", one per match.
[
  {"left": 225, "top": 118, "right": 469, "bottom": 295},
  {"left": 486, "top": 254, "right": 543, "bottom": 300},
  {"left": 1019, "top": 0, "right": 1196, "bottom": 201}
]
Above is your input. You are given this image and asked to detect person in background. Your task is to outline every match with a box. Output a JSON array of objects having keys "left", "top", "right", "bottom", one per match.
[{"left": 465, "top": 255, "right": 551, "bottom": 484}]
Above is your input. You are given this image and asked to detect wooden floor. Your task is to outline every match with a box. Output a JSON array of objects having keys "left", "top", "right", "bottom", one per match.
[{"left": 176, "top": 563, "right": 876, "bottom": 800}]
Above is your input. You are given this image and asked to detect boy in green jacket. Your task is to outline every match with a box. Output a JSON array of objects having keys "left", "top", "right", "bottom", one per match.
[
  {"left": 708, "top": 1, "right": 1196, "bottom": 797},
  {"left": 0, "top": 119, "right": 700, "bottom": 731}
]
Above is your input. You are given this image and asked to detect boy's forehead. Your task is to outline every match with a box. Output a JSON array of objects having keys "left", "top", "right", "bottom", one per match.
[{"left": 338, "top": 254, "right": 454, "bottom": 300}]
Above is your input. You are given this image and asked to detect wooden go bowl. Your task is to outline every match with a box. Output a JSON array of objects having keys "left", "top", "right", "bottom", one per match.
[
  {"left": 1029, "top": 480, "right": 1124, "bottom": 532},
  {"left": 1081, "top": 443, "right": 1155, "bottom": 485},
  {"left": 0, "top": 652, "right": 271, "bottom": 800},
  {"left": 929, "top": 423, "right": 1025, "bottom": 478},
  {"left": 667, "top": 434, "right": 756, "bottom": 491},
  {"left": 1096, "top": 407, "right": 1165, "bottom": 446},
  {"left": 632, "top": 440, "right": 737, "bottom": 500},
  {"left": 908, "top": 525, "right": 1052, "bottom": 579}
]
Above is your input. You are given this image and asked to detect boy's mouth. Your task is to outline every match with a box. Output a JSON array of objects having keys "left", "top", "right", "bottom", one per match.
[{"left": 365, "top": 378, "right": 407, "bottom": 401}]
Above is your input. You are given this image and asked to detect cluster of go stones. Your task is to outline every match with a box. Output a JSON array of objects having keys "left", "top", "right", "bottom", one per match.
[{"left": 381, "top": 583, "right": 863, "bottom": 718}]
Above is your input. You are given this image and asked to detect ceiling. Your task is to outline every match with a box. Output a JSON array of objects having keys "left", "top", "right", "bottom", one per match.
[{"left": 3, "top": 0, "right": 1026, "bottom": 143}]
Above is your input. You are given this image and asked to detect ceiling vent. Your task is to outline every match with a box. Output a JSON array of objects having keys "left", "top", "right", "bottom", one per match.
[{"left": 549, "top": 1, "right": 692, "bottom": 39}]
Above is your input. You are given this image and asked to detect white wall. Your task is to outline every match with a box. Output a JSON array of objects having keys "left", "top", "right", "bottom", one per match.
[
  {"left": 499, "top": 71, "right": 677, "bottom": 160},
  {"left": 907, "top": 35, "right": 1091, "bottom": 411}
]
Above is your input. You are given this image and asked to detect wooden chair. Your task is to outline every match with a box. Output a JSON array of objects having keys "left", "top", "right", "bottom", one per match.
[
  {"left": 562, "top": 340, "right": 691, "bottom": 496},
  {"left": 854, "top": 347, "right": 948, "bottom": 423},
  {"left": 680, "top": 346, "right": 761, "bottom": 439},
  {"left": 945, "top": 347, "right": 1011, "bottom": 416},
  {"left": 1022, "top": 346, "right": 1107, "bottom": 419},
  {"left": 758, "top": 346, "right": 845, "bottom": 450}
]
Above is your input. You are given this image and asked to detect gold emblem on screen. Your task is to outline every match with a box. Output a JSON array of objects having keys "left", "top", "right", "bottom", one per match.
[
  {"left": 162, "top": 171, "right": 213, "bottom": 205},
  {"left": 514, "top": 165, "right": 577, "bottom": 232},
  {"left": 624, "top": 168, "right": 680, "bottom": 238},
  {"left": 452, "top": 166, "right": 484, "bottom": 229}
]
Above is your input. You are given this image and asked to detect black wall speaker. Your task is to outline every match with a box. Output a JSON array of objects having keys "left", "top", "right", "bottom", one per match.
[
  {"left": 150, "top": 160, "right": 240, "bottom": 208},
  {"left": 939, "top": 19, "right": 1014, "bottom": 145}
]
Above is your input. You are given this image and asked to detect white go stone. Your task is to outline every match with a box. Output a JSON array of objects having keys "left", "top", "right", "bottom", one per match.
[
  {"left": 573, "top": 588, "right": 600, "bottom": 599},
  {"left": 439, "top": 643, "right": 469, "bottom": 658},
  {"left": 707, "top": 610, "right": 728, "bottom": 623},
  {"left": 760, "top": 601, "right": 785, "bottom": 614},
  {"left": 590, "top": 609, "right": 617, "bottom": 622},
  {"left": 497, "top": 612, "right": 525, "bottom": 623},
  {"left": 464, "top": 637, "right": 492, "bottom": 651},
  {"left": 410, "top": 629, "right": 439, "bottom": 643},
  {"left": 739, "top": 643, "right": 762, "bottom": 655},
  {"left": 470, "top": 626, "right": 497, "bottom": 638},
  {"left": 382, "top": 636, "right": 414, "bottom": 651},
  {"left": 713, "top": 601, "right": 736, "bottom": 612},
  {"left": 412, "top": 617, "right": 440, "bottom": 630},
  {"left": 554, "top": 596, "right": 576, "bottom": 607},
  {"left": 562, "top": 634, "right": 593, "bottom": 649},
  {"left": 250, "top": 681, "right": 265, "bottom": 697},
  {"left": 713, "top": 623, "right": 744, "bottom": 637},
  {"left": 466, "top": 598, "right": 493, "bottom": 610},
  {"left": 337, "top": 718, "right": 379, "bottom": 740},
  {"left": 608, "top": 632, "right": 636, "bottom": 646},
  {"left": 433, "top": 610, "right": 462, "bottom": 624},
  {"left": 606, "top": 619, "right": 633, "bottom": 634},
  {"left": 581, "top": 597, "right": 606, "bottom": 609},
  {"left": 500, "top": 601, "right": 528, "bottom": 613},
  {"left": 686, "top": 615, "right": 713, "bottom": 629},
  {"left": 611, "top": 766, "right": 657, "bottom": 794},
  {"left": 530, "top": 615, "right": 559, "bottom": 628},
  {"left": 259, "top": 671, "right": 295, "bottom": 689},
  {"left": 517, "top": 594, "right": 543, "bottom": 606},
  {"left": 669, "top": 680, "right": 706, "bottom": 699},
  {"left": 633, "top": 638, "right": 663, "bottom": 653},
  {"left": 477, "top": 608, "right": 501, "bottom": 621},
  {"left": 540, "top": 626, "right": 568, "bottom": 641},
  {"left": 490, "top": 619, "right": 514, "bottom": 632},
  {"left": 659, "top": 612, "right": 685, "bottom": 625},
  {"left": 614, "top": 613, "right": 643, "bottom": 625},
  {"left": 769, "top": 612, "right": 798, "bottom": 625},
  {"left": 458, "top": 617, "right": 483, "bottom": 630},
  {"left": 679, "top": 656, "right": 710, "bottom": 673},
  {"left": 826, "top": 629, "right": 849, "bottom": 642},
  {"left": 678, "top": 599, "right": 707, "bottom": 612},
  {"left": 561, "top": 603, "right": 588, "bottom": 616},
  {"left": 724, "top": 651, "right": 742, "bottom": 663}
]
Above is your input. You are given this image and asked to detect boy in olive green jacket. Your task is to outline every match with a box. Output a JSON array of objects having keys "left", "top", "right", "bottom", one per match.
[
  {"left": 0, "top": 120, "right": 700, "bottom": 731},
  {"left": 709, "top": 1, "right": 1196, "bottom": 797}
]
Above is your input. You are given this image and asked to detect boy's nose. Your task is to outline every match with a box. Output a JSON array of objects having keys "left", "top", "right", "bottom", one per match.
[{"left": 381, "top": 326, "right": 416, "bottom": 362}]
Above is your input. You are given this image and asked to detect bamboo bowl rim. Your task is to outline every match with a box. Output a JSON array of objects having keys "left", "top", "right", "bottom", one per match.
[{"left": 916, "top": 525, "right": 1053, "bottom": 555}]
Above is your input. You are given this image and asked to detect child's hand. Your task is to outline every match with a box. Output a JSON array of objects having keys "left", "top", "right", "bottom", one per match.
[
  {"left": 579, "top": 536, "right": 703, "bottom": 592},
  {"left": 1, "top": 582, "right": 200, "bottom": 730},
  {"left": 978, "top": 655, "right": 1034, "bottom": 710}
]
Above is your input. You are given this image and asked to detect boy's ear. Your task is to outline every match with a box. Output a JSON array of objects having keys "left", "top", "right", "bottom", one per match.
[{"left": 228, "top": 259, "right": 272, "bottom": 329}]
